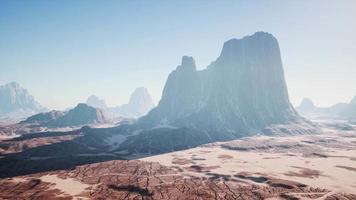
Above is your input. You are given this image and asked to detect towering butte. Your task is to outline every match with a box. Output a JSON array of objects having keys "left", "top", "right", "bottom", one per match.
[{"left": 139, "top": 32, "right": 299, "bottom": 134}]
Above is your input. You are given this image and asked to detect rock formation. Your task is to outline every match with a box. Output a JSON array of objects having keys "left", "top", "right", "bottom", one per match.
[
  {"left": 86, "top": 95, "right": 107, "bottom": 109},
  {"left": 111, "top": 87, "right": 155, "bottom": 118},
  {"left": 20, "top": 110, "right": 65, "bottom": 124},
  {"left": 344, "top": 96, "right": 356, "bottom": 119},
  {"left": 296, "top": 98, "right": 316, "bottom": 114},
  {"left": 139, "top": 32, "right": 299, "bottom": 134},
  {"left": 296, "top": 96, "right": 356, "bottom": 120},
  {"left": 0, "top": 82, "right": 47, "bottom": 120},
  {"left": 47, "top": 103, "right": 109, "bottom": 127},
  {"left": 22, "top": 103, "right": 109, "bottom": 127}
]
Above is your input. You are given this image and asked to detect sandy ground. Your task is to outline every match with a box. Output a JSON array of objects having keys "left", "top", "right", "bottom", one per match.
[
  {"left": 141, "top": 130, "right": 356, "bottom": 193},
  {"left": 40, "top": 174, "right": 91, "bottom": 199},
  {"left": 5, "top": 174, "right": 92, "bottom": 199}
]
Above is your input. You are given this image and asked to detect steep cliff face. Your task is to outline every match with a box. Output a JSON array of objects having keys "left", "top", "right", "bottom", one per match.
[
  {"left": 140, "top": 32, "right": 299, "bottom": 133},
  {"left": 141, "top": 56, "right": 201, "bottom": 125}
]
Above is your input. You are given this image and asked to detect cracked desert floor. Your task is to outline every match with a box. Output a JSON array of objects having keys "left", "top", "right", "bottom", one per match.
[{"left": 0, "top": 119, "right": 356, "bottom": 199}]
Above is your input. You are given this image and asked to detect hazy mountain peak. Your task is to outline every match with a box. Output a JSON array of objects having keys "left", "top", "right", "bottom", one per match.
[
  {"left": 0, "top": 82, "right": 47, "bottom": 120},
  {"left": 110, "top": 87, "right": 155, "bottom": 118},
  {"left": 296, "top": 98, "right": 316, "bottom": 114},
  {"left": 129, "top": 87, "right": 152, "bottom": 105},
  {"left": 86, "top": 95, "right": 107, "bottom": 109},
  {"left": 300, "top": 98, "right": 316, "bottom": 108}
]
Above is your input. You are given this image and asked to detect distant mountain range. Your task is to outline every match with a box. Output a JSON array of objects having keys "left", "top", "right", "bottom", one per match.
[
  {"left": 87, "top": 87, "right": 155, "bottom": 119},
  {"left": 296, "top": 97, "right": 356, "bottom": 120},
  {"left": 0, "top": 82, "right": 47, "bottom": 121}
]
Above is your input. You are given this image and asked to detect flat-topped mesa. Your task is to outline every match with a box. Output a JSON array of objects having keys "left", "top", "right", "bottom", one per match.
[
  {"left": 140, "top": 32, "right": 299, "bottom": 134},
  {"left": 220, "top": 32, "right": 279, "bottom": 59}
]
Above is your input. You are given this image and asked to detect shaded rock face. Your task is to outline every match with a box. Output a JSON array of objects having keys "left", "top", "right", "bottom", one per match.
[
  {"left": 47, "top": 103, "right": 108, "bottom": 127},
  {"left": 112, "top": 87, "right": 155, "bottom": 118},
  {"left": 140, "top": 32, "right": 298, "bottom": 133},
  {"left": 86, "top": 95, "right": 107, "bottom": 109},
  {"left": 0, "top": 82, "right": 47, "bottom": 119},
  {"left": 21, "top": 110, "right": 65, "bottom": 124},
  {"left": 142, "top": 56, "right": 201, "bottom": 124},
  {"left": 22, "top": 103, "right": 109, "bottom": 127}
]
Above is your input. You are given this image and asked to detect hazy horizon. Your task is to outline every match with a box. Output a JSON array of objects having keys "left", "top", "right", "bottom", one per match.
[{"left": 1, "top": 0, "right": 356, "bottom": 110}]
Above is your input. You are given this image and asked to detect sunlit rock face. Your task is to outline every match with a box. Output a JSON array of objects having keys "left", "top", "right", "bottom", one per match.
[
  {"left": 140, "top": 32, "right": 299, "bottom": 134},
  {"left": 0, "top": 82, "right": 47, "bottom": 120}
]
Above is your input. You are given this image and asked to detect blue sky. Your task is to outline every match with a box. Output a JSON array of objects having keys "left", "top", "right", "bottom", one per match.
[{"left": 1, "top": 0, "right": 355, "bottom": 109}]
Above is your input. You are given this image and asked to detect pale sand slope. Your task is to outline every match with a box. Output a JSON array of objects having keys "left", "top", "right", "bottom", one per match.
[
  {"left": 40, "top": 175, "right": 91, "bottom": 199},
  {"left": 141, "top": 128, "right": 356, "bottom": 193},
  {"left": 6, "top": 175, "right": 92, "bottom": 199}
]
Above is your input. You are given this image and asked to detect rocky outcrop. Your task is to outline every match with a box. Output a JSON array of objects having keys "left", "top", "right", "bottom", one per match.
[
  {"left": 0, "top": 82, "right": 47, "bottom": 120},
  {"left": 140, "top": 32, "right": 299, "bottom": 134},
  {"left": 20, "top": 110, "right": 65, "bottom": 124},
  {"left": 21, "top": 104, "right": 110, "bottom": 127},
  {"left": 46, "top": 103, "right": 109, "bottom": 127}
]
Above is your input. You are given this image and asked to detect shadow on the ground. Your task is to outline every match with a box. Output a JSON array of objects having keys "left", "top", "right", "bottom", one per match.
[
  {"left": 0, "top": 126, "right": 130, "bottom": 178},
  {"left": 108, "top": 184, "right": 153, "bottom": 197},
  {"left": 0, "top": 124, "right": 244, "bottom": 178}
]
